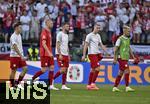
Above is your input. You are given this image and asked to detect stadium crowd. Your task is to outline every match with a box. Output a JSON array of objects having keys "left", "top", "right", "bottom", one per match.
[{"left": 0, "top": 0, "right": 149, "bottom": 45}]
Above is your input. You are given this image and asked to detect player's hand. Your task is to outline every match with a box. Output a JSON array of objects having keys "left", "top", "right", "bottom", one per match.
[
  {"left": 81, "top": 55, "right": 85, "bottom": 61},
  {"left": 59, "top": 54, "right": 63, "bottom": 60},
  {"left": 49, "top": 53, "right": 53, "bottom": 57},
  {"left": 21, "top": 56, "right": 26, "bottom": 61},
  {"left": 113, "top": 59, "right": 117, "bottom": 64}
]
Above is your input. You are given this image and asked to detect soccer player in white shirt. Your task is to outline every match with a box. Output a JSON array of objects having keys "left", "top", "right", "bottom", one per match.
[
  {"left": 82, "top": 23, "right": 110, "bottom": 90},
  {"left": 54, "top": 22, "right": 71, "bottom": 90},
  {"left": 9, "top": 22, "right": 28, "bottom": 90}
]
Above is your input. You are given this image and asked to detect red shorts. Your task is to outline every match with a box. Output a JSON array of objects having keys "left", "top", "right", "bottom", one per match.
[
  {"left": 10, "top": 57, "right": 27, "bottom": 70},
  {"left": 41, "top": 56, "right": 54, "bottom": 67},
  {"left": 118, "top": 58, "right": 129, "bottom": 71},
  {"left": 88, "top": 53, "right": 103, "bottom": 68},
  {"left": 56, "top": 55, "right": 69, "bottom": 68}
]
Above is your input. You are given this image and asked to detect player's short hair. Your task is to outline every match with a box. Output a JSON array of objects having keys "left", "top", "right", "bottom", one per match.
[
  {"left": 94, "top": 22, "right": 101, "bottom": 27},
  {"left": 13, "top": 22, "right": 22, "bottom": 29},
  {"left": 61, "top": 22, "right": 69, "bottom": 27},
  {"left": 45, "top": 18, "right": 52, "bottom": 23},
  {"left": 123, "top": 24, "right": 130, "bottom": 29}
]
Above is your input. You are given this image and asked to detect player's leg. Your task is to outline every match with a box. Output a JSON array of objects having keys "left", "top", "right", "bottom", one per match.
[
  {"left": 112, "top": 70, "right": 124, "bottom": 92},
  {"left": 90, "top": 66, "right": 100, "bottom": 90},
  {"left": 17, "top": 60, "right": 28, "bottom": 85},
  {"left": 54, "top": 55, "right": 64, "bottom": 80},
  {"left": 48, "top": 65, "right": 59, "bottom": 90},
  {"left": 32, "top": 56, "right": 49, "bottom": 81},
  {"left": 48, "top": 57, "right": 59, "bottom": 90},
  {"left": 32, "top": 67, "right": 47, "bottom": 81},
  {"left": 9, "top": 69, "right": 17, "bottom": 88},
  {"left": 87, "top": 54, "right": 100, "bottom": 90},
  {"left": 9, "top": 57, "right": 18, "bottom": 88},
  {"left": 113, "top": 58, "right": 126, "bottom": 92},
  {"left": 61, "top": 67, "right": 71, "bottom": 90},
  {"left": 124, "top": 69, "right": 135, "bottom": 92},
  {"left": 16, "top": 66, "right": 28, "bottom": 89},
  {"left": 87, "top": 69, "right": 94, "bottom": 86}
]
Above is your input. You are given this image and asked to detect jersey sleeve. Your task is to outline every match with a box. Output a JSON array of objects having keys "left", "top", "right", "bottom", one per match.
[
  {"left": 56, "top": 32, "right": 62, "bottom": 42},
  {"left": 98, "top": 34, "right": 102, "bottom": 43},
  {"left": 115, "top": 38, "right": 121, "bottom": 47},
  {"left": 11, "top": 35, "right": 17, "bottom": 45},
  {"left": 85, "top": 34, "right": 90, "bottom": 43},
  {"left": 41, "top": 30, "right": 47, "bottom": 41}
]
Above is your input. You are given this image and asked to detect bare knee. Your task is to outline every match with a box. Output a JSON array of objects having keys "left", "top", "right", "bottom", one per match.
[
  {"left": 41, "top": 67, "right": 47, "bottom": 73},
  {"left": 124, "top": 69, "right": 130, "bottom": 74},
  {"left": 50, "top": 65, "right": 54, "bottom": 71},
  {"left": 60, "top": 67, "right": 67, "bottom": 73},
  {"left": 95, "top": 66, "right": 100, "bottom": 71},
  {"left": 118, "top": 70, "right": 124, "bottom": 76}
]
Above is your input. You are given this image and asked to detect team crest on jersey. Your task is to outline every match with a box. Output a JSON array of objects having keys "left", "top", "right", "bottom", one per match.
[
  {"left": 42, "top": 36, "right": 46, "bottom": 39},
  {"left": 61, "top": 63, "right": 63, "bottom": 66},
  {"left": 125, "top": 64, "right": 128, "bottom": 67},
  {"left": 13, "top": 64, "right": 16, "bottom": 67},
  {"left": 45, "top": 63, "right": 48, "bottom": 66}
]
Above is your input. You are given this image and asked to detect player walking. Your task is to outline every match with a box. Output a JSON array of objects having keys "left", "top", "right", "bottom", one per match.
[
  {"left": 112, "top": 25, "right": 138, "bottom": 92},
  {"left": 54, "top": 22, "right": 71, "bottom": 90},
  {"left": 32, "top": 19, "right": 58, "bottom": 90},
  {"left": 10, "top": 22, "right": 28, "bottom": 89},
  {"left": 82, "top": 23, "right": 110, "bottom": 90}
]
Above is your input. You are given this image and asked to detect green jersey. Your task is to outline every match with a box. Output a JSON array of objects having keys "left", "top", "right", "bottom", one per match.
[{"left": 116, "top": 35, "right": 130, "bottom": 60}]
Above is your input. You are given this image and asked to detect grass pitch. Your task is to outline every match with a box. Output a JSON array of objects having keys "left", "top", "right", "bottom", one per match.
[{"left": 50, "top": 84, "right": 150, "bottom": 104}]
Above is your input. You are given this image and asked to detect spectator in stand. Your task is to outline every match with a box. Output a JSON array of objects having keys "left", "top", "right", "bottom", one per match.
[
  {"left": 13, "top": 0, "right": 21, "bottom": 19},
  {"left": 108, "top": 13, "right": 118, "bottom": 44},
  {"left": 35, "top": 0, "right": 47, "bottom": 20},
  {"left": 7, "top": 0, "right": 13, "bottom": 9},
  {"left": 30, "top": 10, "right": 40, "bottom": 41},
  {"left": 48, "top": 0, "right": 59, "bottom": 20},
  {"left": 59, "top": 0, "right": 71, "bottom": 22},
  {"left": 95, "top": 11, "right": 108, "bottom": 44},
  {"left": 132, "top": 13, "right": 142, "bottom": 43},
  {"left": 19, "top": 0, "right": 29, "bottom": 15},
  {"left": 85, "top": 0, "right": 95, "bottom": 14},
  {"left": 56, "top": 11, "right": 65, "bottom": 33},
  {"left": 70, "top": 0, "right": 79, "bottom": 20},
  {"left": 20, "top": 10, "right": 31, "bottom": 41},
  {"left": 28, "top": 0, "right": 37, "bottom": 17},
  {"left": 3, "top": 7, "right": 15, "bottom": 43},
  {"left": 105, "top": 2, "right": 114, "bottom": 16},
  {"left": 42, "top": 6, "right": 51, "bottom": 28},
  {"left": 141, "top": 15, "right": 150, "bottom": 44},
  {"left": 75, "top": 6, "right": 86, "bottom": 43},
  {"left": 129, "top": 4, "right": 137, "bottom": 23},
  {"left": 66, "top": 12, "right": 75, "bottom": 41},
  {"left": 0, "top": 0, "right": 5, "bottom": 37}
]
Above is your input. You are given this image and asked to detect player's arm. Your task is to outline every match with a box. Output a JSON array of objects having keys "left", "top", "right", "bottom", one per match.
[
  {"left": 42, "top": 40, "right": 53, "bottom": 57},
  {"left": 56, "top": 40, "right": 63, "bottom": 60},
  {"left": 113, "top": 38, "right": 120, "bottom": 64},
  {"left": 99, "top": 42, "right": 110, "bottom": 56},
  {"left": 12, "top": 44, "right": 24, "bottom": 58},
  {"left": 82, "top": 41, "right": 89, "bottom": 61},
  {"left": 129, "top": 46, "right": 135, "bottom": 60},
  {"left": 113, "top": 46, "right": 119, "bottom": 64}
]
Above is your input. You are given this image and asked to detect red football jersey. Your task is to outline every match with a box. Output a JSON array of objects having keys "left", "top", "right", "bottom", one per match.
[{"left": 40, "top": 28, "right": 52, "bottom": 57}]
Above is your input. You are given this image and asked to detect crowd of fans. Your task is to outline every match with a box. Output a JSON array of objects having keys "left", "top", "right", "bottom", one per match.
[{"left": 0, "top": 0, "right": 149, "bottom": 46}]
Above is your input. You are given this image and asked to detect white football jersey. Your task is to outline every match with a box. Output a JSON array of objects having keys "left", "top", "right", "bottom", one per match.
[{"left": 10, "top": 32, "right": 24, "bottom": 57}]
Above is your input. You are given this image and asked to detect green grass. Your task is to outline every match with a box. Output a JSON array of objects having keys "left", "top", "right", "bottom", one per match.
[{"left": 50, "top": 84, "right": 150, "bottom": 104}]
